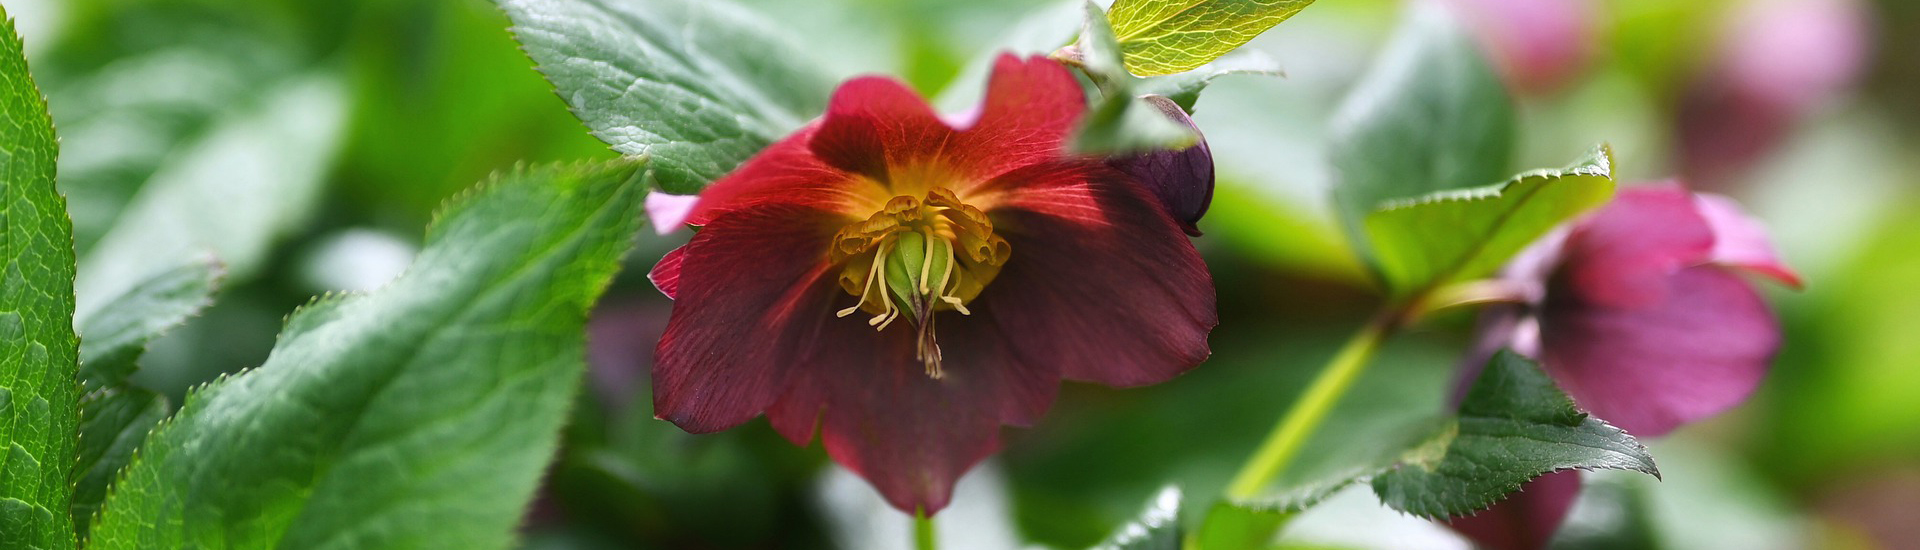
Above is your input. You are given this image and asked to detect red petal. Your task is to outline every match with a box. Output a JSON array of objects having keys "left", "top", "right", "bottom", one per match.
[
  {"left": 649, "top": 246, "right": 685, "bottom": 300},
  {"left": 806, "top": 54, "right": 1085, "bottom": 190},
  {"left": 978, "top": 161, "right": 1217, "bottom": 387},
  {"left": 1557, "top": 184, "right": 1715, "bottom": 309},
  {"left": 767, "top": 304, "right": 1058, "bottom": 514},
  {"left": 808, "top": 76, "right": 953, "bottom": 181},
  {"left": 1541, "top": 266, "right": 1780, "bottom": 436},
  {"left": 1446, "top": 471, "right": 1582, "bottom": 550},
  {"left": 652, "top": 203, "right": 844, "bottom": 433},
  {"left": 684, "top": 126, "right": 865, "bottom": 226},
  {"left": 951, "top": 54, "right": 1086, "bottom": 181}
]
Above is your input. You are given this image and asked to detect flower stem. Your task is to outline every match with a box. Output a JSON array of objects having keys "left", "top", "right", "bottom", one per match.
[
  {"left": 1224, "top": 312, "right": 1398, "bottom": 500},
  {"left": 914, "top": 510, "right": 937, "bottom": 550}
]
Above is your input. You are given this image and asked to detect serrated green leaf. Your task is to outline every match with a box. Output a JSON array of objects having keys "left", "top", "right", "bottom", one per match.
[
  {"left": 1221, "top": 352, "right": 1657, "bottom": 530},
  {"left": 498, "top": 0, "right": 836, "bottom": 194},
  {"left": 88, "top": 161, "right": 646, "bottom": 549},
  {"left": 1107, "top": 0, "right": 1316, "bottom": 76},
  {"left": 68, "top": 257, "right": 220, "bottom": 538},
  {"left": 1329, "top": 2, "right": 1514, "bottom": 273},
  {"left": 1092, "top": 486, "right": 1183, "bottom": 550},
  {"left": 1068, "top": 2, "right": 1199, "bottom": 155},
  {"left": 1364, "top": 145, "right": 1616, "bottom": 295},
  {"left": 1371, "top": 351, "right": 1659, "bottom": 518},
  {"left": 0, "top": 9, "right": 80, "bottom": 550},
  {"left": 74, "top": 256, "right": 222, "bottom": 391},
  {"left": 69, "top": 387, "right": 164, "bottom": 541},
  {"left": 72, "top": 74, "right": 346, "bottom": 322}
]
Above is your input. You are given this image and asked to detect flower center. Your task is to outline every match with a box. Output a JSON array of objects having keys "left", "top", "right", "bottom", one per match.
[{"left": 830, "top": 186, "right": 1010, "bottom": 379}]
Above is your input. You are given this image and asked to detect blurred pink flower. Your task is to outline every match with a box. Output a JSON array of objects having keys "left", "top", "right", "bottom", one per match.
[
  {"left": 1440, "top": 0, "right": 1600, "bottom": 96},
  {"left": 1679, "top": 0, "right": 1870, "bottom": 189}
]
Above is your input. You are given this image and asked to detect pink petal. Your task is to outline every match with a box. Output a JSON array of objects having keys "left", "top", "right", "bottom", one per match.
[
  {"left": 644, "top": 191, "right": 701, "bottom": 235},
  {"left": 1556, "top": 184, "right": 1715, "bottom": 309},
  {"left": 1540, "top": 266, "right": 1780, "bottom": 436},
  {"left": 1446, "top": 470, "right": 1582, "bottom": 550},
  {"left": 976, "top": 161, "right": 1216, "bottom": 387},
  {"left": 1694, "top": 193, "right": 1804, "bottom": 288},
  {"left": 652, "top": 203, "right": 845, "bottom": 433}
]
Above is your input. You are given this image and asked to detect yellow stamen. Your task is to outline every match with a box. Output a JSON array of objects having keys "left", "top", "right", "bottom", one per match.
[{"left": 827, "top": 186, "right": 1009, "bottom": 379}]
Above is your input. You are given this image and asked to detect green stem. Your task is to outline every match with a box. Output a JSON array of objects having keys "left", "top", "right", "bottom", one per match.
[
  {"left": 1224, "top": 312, "right": 1398, "bottom": 500},
  {"left": 914, "top": 510, "right": 937, "bottom": 550}
]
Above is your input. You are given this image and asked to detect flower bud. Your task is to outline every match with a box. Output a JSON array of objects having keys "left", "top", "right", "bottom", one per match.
[{"left": 1107, "top": 95, "right": 1214, "bottom": 236}]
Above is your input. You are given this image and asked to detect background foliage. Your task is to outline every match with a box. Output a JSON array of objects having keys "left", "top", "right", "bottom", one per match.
[{"left": 3, "top": 0, "right": 1916, "bottom": 547}]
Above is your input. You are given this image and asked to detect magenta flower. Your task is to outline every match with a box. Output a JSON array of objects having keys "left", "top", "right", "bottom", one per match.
[
  {"left": 1521, "top": 184, "right": 1799, "bottom": 436},
  {"left": 1451, "top": 183, "right": 1797, "bottom": 548},
  {"left": 645, "top": 55, "right": 1217, "bottom": 514}
]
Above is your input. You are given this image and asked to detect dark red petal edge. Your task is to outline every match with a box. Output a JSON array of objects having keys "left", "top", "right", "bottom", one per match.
[{"left": 653, "top": 203, "right": 843, "bottom": 433}]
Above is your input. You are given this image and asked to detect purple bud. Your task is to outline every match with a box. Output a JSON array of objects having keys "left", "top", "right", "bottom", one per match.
[{"left": 1107, "top": 95, "right": 1214, "bottom": 237}]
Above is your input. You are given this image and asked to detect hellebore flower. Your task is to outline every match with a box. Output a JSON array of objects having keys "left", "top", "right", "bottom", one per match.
[
  {"left": 1520, "top": 184, "right": 1800, "bottom": 436},
  {"left": 1449, "top": 183, "right": 1798, "bottom": 548},
  {"left": 646, "top": 55, "right": 1217, "bottom": 514}
]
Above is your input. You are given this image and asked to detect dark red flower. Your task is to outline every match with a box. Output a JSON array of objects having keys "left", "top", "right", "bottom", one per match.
[{"left": 645, "top": 55, "right": 1216, "bottom": 514}]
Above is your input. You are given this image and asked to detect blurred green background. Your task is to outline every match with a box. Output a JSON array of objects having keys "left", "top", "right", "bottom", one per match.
[{"left": 11, "top": 0, "right": 1919, "bottom": 547}]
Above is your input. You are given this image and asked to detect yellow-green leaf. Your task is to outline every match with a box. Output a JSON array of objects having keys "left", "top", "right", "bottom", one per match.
[
  {"left": 1108, "top": 0, "right": 1317, "bottom": 76},
  {"left": 1365, "top": 145, "right": 1615, "bottom": 295}
]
